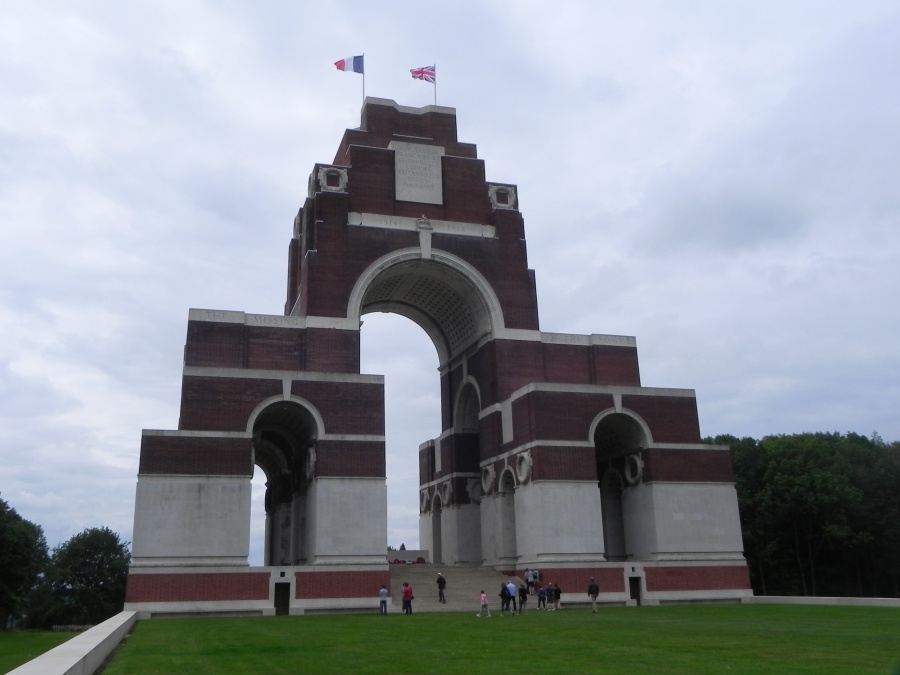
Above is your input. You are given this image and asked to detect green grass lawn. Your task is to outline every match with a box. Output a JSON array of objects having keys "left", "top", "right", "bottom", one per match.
[
  {"left": 98, "top": 605, "right": 900, "bottom": 675},
  {"left": 0, "top": 630, "right": 78, "bottom": 673}
]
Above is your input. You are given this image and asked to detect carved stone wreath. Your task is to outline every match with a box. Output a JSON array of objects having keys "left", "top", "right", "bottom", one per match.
[
  {"left": 481, "top": 464, "right": 496, "bottom": 495},
  {"left": 516, "top": 450, "right": 533, "bottom": 484},
  {"left": 317, "top": 166, "right": 348, "bottom": 193},
  {"left": 305, "top": 446, "right": 317, "bottom": 481},
  {"left": 420, "top": 489, "right": 431, "bottom": 513},
  {"left": 441, "top": 480, "right": 453, "bottom": 505},
  {"left": 624, "top": 452, "right": 644, "bottom": 486},
  {"left": 466, "top": 477, "right": 484, "bottom": 504},
  {"left": 488, "top": 184, "right": 518, "bottom": 210}
]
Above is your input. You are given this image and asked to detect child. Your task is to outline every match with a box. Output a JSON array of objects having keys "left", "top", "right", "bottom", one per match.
[{"left": 476, "top": 589, "right": 491, "bottom": 617}]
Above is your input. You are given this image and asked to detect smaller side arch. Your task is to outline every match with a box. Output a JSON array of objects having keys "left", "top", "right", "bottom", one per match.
[
  {"left": 453, "top": 377, "right": 482, "bottom": 432},
  {"left": 245, "top": 395, "right": 326, "bottom": 436},
  {"left": 498, "top": 466, "right": 517, "bottom": 492},
  {"left": 588, "top": 408, "right": 653, "bottom": 453}
]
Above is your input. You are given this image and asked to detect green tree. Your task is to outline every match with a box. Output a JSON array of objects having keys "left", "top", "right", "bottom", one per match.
[
  {"left": 0, "top": 495, "right": 48, "bottom": 629},
  {"left": 720, "top": 431, "right": 900, "bottom": 597},
  {"left": 25, "top": 526, "right": 131, "bottom": 628}
]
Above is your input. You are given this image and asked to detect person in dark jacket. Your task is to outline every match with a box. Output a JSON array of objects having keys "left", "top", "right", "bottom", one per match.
[
  {"left": 587, "top": 576, "right": 600, "bottom": 613},
  {"left": 436, "top": 573, "right": 447, "bottom": 603}
]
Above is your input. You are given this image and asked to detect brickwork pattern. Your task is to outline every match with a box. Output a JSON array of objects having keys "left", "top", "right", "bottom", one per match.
[
  {"left": 126, "top": 572, "right": 270, "bottom": 603},
  {"left": 643, "top": 447, "right": 735, "bottom": 483},
  {"left": 315, "top": 439, "right": 385, "bottom": 477},
  {"left": 645, "top": 565, "right": 752, "bottom": 592},
  {"left": 139, "top": 435, "right": 252, "bottom": 476},
  {"left": 623, "top": 395, "right": 702, "bottom": 443},
  {"left": 295, "top": 570, "right": 389, "bottom": 599}
]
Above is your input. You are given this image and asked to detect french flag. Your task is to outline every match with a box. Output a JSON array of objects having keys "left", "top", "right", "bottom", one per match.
[{"left": 334, "top": 55, "right": 364, "bottom": 74}]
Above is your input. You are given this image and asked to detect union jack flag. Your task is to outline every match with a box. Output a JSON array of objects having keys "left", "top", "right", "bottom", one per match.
[{"left": 410, "top": 65, "right": 436, "bottom": 84}]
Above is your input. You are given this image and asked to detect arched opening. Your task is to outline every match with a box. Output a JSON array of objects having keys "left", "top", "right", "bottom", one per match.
[
  {"left": 251, "top": 401, "right": 318, "bottom": 566},
  {"left": 360, "top": 312, "right": 440, "bottom": 551},
  {"left": 356, "top": 255, "right": 498, "bottom": 565},
  {"left": 249, "top": 468, "right": 267, "bottom": 566},
  {"left": 594, "top": 412, "right": 647, "bottom": 562}
]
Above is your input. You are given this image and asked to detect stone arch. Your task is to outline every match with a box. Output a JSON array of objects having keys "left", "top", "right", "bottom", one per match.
[
  {"left": 592, "top": 411, "right": 649, "bottom": 563},
  {"left": 250, "top": 400, "right": 320, "bottom": 566},
  {"left": 454, "top": 378, "right": 482, "bottom": 433},
  {"left": 589, "top": 409, "right": 652, "bottom": 458},
  {"left": 347, "top": 248, "right": 506, "bottom": 365}
]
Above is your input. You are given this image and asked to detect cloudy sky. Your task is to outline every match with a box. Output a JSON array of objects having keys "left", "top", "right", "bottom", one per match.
[{"left": 2, "top": 1, "right": 899, "bottom": 562}]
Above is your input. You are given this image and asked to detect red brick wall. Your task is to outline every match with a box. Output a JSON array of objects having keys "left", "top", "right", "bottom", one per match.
[
  {"left": 291, "top": 380, "right": 384, "bottom": 436},
  {"left": 542, "top": 343, "right": 592, "bottom": 385},
  {"left": 529, "top": 445, "right": 596, "bottom": 481},
  {"left": 179, "top": 377, "right": 282, "bottom": 431},
  {"left": 512, "top": 391, "right": 616, "bottom": 446},
  {"left": 645, "top": 565, "right": 751, "bottom": 592},
  {"left": 315, "top": 439, "right": 385, "bottom": 478},
  {"left": 245, "top": 326, "right": 302, "bottom": 370},
  {"left": 302, "top": 327, "right": 360, "bottom": 374},
  {"left": 126, "top": 572, "right": 270, "bottom": 603},
  {"left": 590, "top": 345, "right": 641, "bottom": 386},
  {"left": 139, "top": 435, "right": 252, "bottom": 476},
  {"left": 185, "top": 321, "right": 245, "bottom": 368},
  {"left": 643, "top": 448, "right": 734, "bottom": 483},
  {"left": 295, "top": 570, "right": 389, "bottom": 599},
  {"left": 623, "top": 395, "right": 701, "bottom": 443}
]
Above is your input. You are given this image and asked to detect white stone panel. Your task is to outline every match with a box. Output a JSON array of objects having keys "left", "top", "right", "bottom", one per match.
[
  {"left": 653, "top": 483, "right": 745, "bottom": 557},
  {"left": 132, "top": 475, "right": 250, "bottom": 565},
  {"left": 388, "top": 141, "right": 444, "bottom": 204},
  {"left": 516, "top": 481, "right": 606, "bottom": 563},
  {"left": 306, "top": 477, "right": 386, "bottom": 563},
  {"left": 625, "top": 483, "right": 745, "bottom": 559},
  {"left": 418, "top": 511, "right": 433, "bottom": 563},
  {"left": 436, "top": 504, "right": 482, "bottom": 565},
  {"left": 621, "top": 483, "right": 658, "bottom": 560},
  {"left": 479, "top": 493, "right": 502, "bottom": 565}
]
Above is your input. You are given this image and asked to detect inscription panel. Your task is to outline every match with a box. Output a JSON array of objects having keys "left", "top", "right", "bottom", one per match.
[{"left": 389, "top": 141, "right": 444, "bottom": 205}]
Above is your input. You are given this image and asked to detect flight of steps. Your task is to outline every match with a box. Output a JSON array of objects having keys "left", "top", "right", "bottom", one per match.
[{"left": 389, "top": 564, "right": 518, "bottom": 614}]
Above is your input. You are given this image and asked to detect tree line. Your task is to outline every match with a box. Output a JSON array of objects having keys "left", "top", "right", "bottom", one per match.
[
  {"left": 0, "top": 495, "right": 130, "bottom": 630},
  {"left": 708, "top": 431, "right": 900, "bottom": 598}
]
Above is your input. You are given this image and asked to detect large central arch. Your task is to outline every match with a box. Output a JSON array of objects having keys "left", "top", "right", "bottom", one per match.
[
  {"left": 351, "top": 249, "right": 504, "bottom": 365},
  {"left": 127, "top": 97, "right": 751, "bottom": 617}
]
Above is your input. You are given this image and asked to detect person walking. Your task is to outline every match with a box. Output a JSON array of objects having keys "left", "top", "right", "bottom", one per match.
[
  {"left": 553, "top": 582, "right": 562, "bottom": 611},
  {"left": 378, "top": 584, "right": 389, "bottom": 614},
  {"left": 436, "top": 572, "right": 447, "bottom": 604},
  {"left": 537, "top": 584, "right": 547, "bottom": 610},
  {"left": 517, "top": 583, "right": 528, "bottom": 615},
  {"left": 506, "top": 579, "right": 518, "bottom": 614},
  {"left": 587, "top": 576, "right": 600, "bottom": 613},
  {"left": 499, "top": 582, "right": 510, "bottom": 614},
  {"left": 401, "top": 581, "right": 414, "bottom": 615},
  {"left": 476, "top": 590, "right": 491, "bottom": 617}
]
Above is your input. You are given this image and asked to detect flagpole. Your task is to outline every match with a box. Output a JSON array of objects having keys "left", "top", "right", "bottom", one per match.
[
  {"left": 362, "top": 53, "right": 366, "bottom": 104},
  {"left": 433, "top": 64, "right": 437, "bottom": 105}
]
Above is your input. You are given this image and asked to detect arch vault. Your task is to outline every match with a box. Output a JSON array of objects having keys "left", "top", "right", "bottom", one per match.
[{"left": 126, "top": 98, "right": 750, "bottom": 617}]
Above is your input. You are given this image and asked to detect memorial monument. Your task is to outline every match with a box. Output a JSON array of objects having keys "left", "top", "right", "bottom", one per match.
[{"left": 125, "top": 98, "right": 751, "bottom": 617}]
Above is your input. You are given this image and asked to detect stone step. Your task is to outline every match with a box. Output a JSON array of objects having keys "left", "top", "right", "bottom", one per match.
[{"left": 388, "top": 564, "right": 529, "bottom": 614}]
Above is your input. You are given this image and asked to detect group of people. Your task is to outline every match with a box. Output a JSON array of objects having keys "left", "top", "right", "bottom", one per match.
[{"left": 379, "top": 573, "right": 603, "bottom": 616}]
